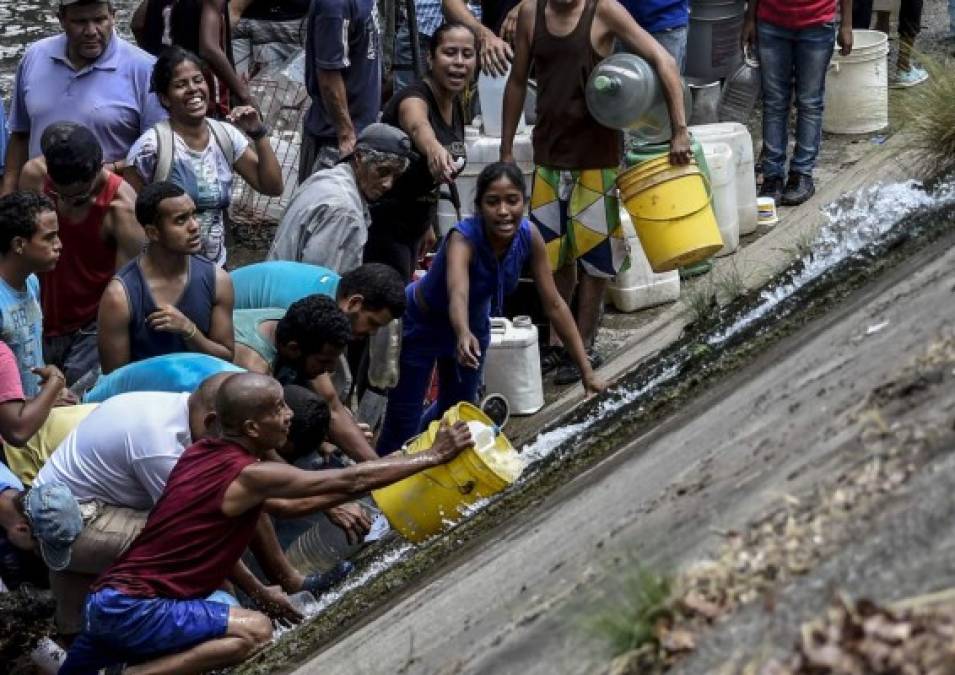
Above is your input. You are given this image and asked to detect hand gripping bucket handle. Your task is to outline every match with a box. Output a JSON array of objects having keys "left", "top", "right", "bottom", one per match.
[{"left": 618, "top": 163, "right": 714, "bottom": 222}]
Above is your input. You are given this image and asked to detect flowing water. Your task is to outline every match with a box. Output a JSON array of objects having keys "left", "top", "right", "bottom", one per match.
[{"left": 0, "top": 0, "right": 137, "bottom": 97}]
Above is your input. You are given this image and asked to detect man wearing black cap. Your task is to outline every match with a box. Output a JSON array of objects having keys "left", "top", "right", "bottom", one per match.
[
  {"left": 268, "top": 123, "right": 412, "bottom": 275},
  {"left": 19, "top": 122, "right": 144, "bottom": 387}
]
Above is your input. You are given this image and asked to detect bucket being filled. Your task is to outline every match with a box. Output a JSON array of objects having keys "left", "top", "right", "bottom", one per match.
[
  {"left": 372, "top": 403, "right": 524, "bottom": 543},
  {"left": 616, "top": 155, "right": 724, "bottom": 272}
]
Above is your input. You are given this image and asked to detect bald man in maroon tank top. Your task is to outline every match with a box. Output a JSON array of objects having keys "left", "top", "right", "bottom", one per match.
[
  {"left": 60, "top": 372, "right": 474, "bottom": 673},
  {"left": 500, "top": 0, "right": 690, "bottom": 385}
]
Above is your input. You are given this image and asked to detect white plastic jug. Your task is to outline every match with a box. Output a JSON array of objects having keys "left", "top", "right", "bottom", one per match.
[
  {"left": 483, "top": 316, "right": 544, "bottom": 415},
  {"left": 608, "top": 211, "right": 680, "bottom": 313},
  {"left": 477, "top": 66, "right": 526, "bottom": 137},
  {"left": 702, "top": 141, "right": 739, "bottom": 256},
  {"left": 688, "top": 122, "right": 758, "bottom": 235},
  {"left": 437, "top": 125, "right": 535, "bottom": 234}
]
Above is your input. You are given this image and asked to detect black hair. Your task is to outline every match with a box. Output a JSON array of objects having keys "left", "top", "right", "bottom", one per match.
[
  {"left": 276, "top": 295, "right": 352, "bottom": 356},
  {"left": 428, "top": 22, "right": 479, "bottom": 58},
  {"left": 135, "top": 181, "right": 187, "bottom": 227},
  {"left": 0, "top": 192, "right": 55, "bottom": 254},
  {"left": 473, "top": 161, "right": 527, "bottom": 212},
  {"left": 58, "top": 0, "right": 115, "bottom": 15},
  {"left": 338, "top": 263, "right": 407, "bottom": 316},
  {"left": 41, "top": 122, "right": 103, "bottom": 185},
  {"left": 282, "top": 384, "right": 331, "bottom": 460},
  {"left": 150, "top": 45, "right": 205, "bottom": 99}
]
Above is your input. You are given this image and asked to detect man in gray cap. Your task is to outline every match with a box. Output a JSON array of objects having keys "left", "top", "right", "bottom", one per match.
[
  {"left": 268, "top": 123, "right": 412, "bottom": 276},
  {"left": 0, "top": 468, "right": 83, "bottom": 573}
]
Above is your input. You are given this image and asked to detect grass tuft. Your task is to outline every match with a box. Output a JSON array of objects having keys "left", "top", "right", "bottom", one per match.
[
  {"left": 899, "top": 54, "right": 955, "bottom": 177},
  {"left": 583, "top": 565, "right": 674, "bottom": 656},
  {"left": 681, "top": 278, "right": 718, "bottom": 326}
]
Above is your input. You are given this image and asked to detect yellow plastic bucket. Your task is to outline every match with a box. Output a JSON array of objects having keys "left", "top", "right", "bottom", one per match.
[
  {"left": 617, "top": 158, "right": 724, "bottom": 272},
  {"left": 372, "top": 403, "right": 518, "bottom": 543}
]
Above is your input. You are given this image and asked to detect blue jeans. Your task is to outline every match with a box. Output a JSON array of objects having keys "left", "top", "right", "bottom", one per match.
[
  {"left": 757, "top": 20, "right": 836, "bottom": 180},
  {"left": 615, "top": 25, "right": 688, "bottom": 74},
  {"left": 376, "top": 324, "right": 488, "bottom": 455}
]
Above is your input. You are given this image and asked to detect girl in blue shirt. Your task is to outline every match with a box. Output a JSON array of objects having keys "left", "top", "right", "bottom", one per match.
[{"left": 377, "top": 162, "right": 606, "bottom": 454}]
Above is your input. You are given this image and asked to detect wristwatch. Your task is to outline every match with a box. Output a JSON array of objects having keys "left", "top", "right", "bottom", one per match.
[{"left": 247, "top": 125, "right": 270, "bottom": 141}]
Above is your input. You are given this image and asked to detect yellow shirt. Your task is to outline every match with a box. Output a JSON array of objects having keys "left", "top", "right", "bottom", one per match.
[{"left": 4, "top": 404, "right": 98, "bottom": 485}]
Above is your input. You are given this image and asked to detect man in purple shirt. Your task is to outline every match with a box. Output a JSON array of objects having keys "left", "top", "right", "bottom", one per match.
[{"left": 2, "top": 0, "right": 167, "bottom": 194}]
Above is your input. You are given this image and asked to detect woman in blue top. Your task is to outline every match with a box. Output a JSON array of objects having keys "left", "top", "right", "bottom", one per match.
[{"left": 377, "top": 162, "right": 606, "bottom": 454}]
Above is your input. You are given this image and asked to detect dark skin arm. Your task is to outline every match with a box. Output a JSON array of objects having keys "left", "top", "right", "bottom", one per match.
[
  {"left": 229, "top": 559, "right": 302, "bottom": 625},
  {"left": 309, "top": 372, "right": 379, "bottom": 463},
  {"left": 316, "top": 70, "right": 356, "bottom": 157},
  {"left": 229, "top": 106, "right": 284, "bottom": 196},
  {"left": 445, "top": 232, "right": 481, "bottom": 370},
  {"left": 199, "top": 0, "right": 252, "bottom": 105},
  {"left": 97, "top": 279, "right": 133, "bottom": 374},
  {"left": 2, "top": 133, "right": 29, "bottom": 196},
  {"left": 528, "top": 227, "right": 607, "bottom": 394},
  {"left": 104, "top": 181, "right": 147, "bottom": 269},
  {"left": 0, "top": 365, "right": 65, "bottom": 447},
  {"left": 223, "top": 421, "right": 473, "bottom": 516},
  {"left": 147, "top": 267, "right": 236, "bottom": 362},
  {"left": 499, "top": 0, "right": 533, "bottom": 163}
]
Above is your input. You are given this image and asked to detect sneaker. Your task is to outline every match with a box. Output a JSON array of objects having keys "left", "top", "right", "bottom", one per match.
[
  {"left": 889, "top": 65, "right": 929, "bottom": 88},
  {"left": 758, "top": 175, "right": 785, "bottom": 203},
  {"left": 302, "top": 560, "right": 354, "bottom": 595},
  {"left": 780, "top": 172, "right": 815, "bottom": 206},
  {"left": 540, "top": 345, "right": 566, "bottom": 375},
  {"left": 553, "top": 349, "right": 604, "bottom": 386}
]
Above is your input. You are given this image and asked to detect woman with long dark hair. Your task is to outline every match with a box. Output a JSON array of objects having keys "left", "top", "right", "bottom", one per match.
[{"left": 376, "top": 162, "right": 606, "bottom": 455}]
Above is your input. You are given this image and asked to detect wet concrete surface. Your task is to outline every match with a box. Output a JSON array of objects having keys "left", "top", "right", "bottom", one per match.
[{"left": 293, "top": 207, "right": 955, "bottom": 673}]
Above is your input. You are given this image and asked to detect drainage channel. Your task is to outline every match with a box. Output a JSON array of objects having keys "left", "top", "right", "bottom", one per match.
[{"left": 236, "top": 176, "right": 955, "bottom": 673}]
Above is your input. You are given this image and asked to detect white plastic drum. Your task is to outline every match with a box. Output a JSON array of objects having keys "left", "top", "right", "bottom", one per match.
[{"left": 823, "top": 30, "right": 889, "bottom": 135}]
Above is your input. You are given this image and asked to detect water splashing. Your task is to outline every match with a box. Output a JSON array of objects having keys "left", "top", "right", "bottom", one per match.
[{"left": 709, "top": 179, "right": 955, "bottom": 345}]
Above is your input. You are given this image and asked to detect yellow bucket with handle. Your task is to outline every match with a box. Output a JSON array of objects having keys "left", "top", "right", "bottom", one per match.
[
  {"left": 617, "top": 156, "right": 724, "bottom": 272},
  {"left": 372, "top": 403, "right": 520, "bottom": 543}
]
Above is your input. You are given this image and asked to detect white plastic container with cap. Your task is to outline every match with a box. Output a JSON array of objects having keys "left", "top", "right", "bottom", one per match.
[
  {"left": 688, "top": 122, "right": 758, "bottom": 235},
  {"left": 702, "top": 141, "right": 739, "bottom": 256},
  {"left": 483, "top": 316, "right": 544, "bottom": 415},
  {"left": 608, "top": 211, "right": 681, "bottom": 313},
  {"left": 437, "top": 125, "right": 535, "bottom": 235}
]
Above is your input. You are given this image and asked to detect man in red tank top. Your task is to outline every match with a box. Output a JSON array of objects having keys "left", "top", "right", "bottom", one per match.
[
  {"left": 19, "top": 122, "right": 144, "bottom": 387},
  {"left": 501, "top": 0, "right": 690, "bottom": 386},
  {"left": 60, "top": 372, "right": 474, "bottom": 673}
]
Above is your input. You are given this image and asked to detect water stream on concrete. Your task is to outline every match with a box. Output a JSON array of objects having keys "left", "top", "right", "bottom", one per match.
[{"left": 281, "top": 177, "right": 955, "bottom": 631}]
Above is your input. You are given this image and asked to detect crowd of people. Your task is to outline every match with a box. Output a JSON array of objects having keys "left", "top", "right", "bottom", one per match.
[{"left": 0, "top": 0, "right": 945, "bottom": 671}]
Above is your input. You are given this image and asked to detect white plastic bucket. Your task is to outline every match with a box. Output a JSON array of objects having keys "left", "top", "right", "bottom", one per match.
[
  {"left": 823, "top": 30, "right": 889, "bottom": 135},
  {"left": 608, "top": 211, "right": 681, "bottom": 313},
  {"left": 477, "top": 66, "right": 526, "bottom": 137},
  {"left": 702, "top": 141, "right": 739, "bottom": 256},
  {"left": 688, "top": 122, "right": 758, "bottom": 235},
  {"left": 437, "top": 125, "right": 535, "bottom": 235}
]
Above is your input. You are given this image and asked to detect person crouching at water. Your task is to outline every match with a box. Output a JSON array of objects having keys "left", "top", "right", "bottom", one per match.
[
  {"left": 59, "top": 372, "right": 473, "bottom": 673},
  {"left": 97, "top": 181, "right": 236, "bottom": 374},
  {"left": 376, "top": 162, "right": 607, "bottom": 455}
]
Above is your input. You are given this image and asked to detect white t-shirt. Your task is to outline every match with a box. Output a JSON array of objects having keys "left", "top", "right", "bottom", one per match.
[{"left": 35, "top": 392, "right": 193, "bottom": 510}]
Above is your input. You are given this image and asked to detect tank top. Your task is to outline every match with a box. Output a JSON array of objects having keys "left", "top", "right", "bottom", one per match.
[
  {"left": 40, "top": 172, "right": 123, "bottom": 336},
  {"left": 115, "top": 255, "right": 216, "bottom": 363},
  {"left": 530, "top": 0, "right": 621, "bottom": 169},
  {"left": 411, "top": 216, "right": 532, "bottom": 344},
  {"left": 93, "top": 438, "right": 261, "bottom": 598},
  {"left": 233, "top": 308, "right": 284, "bottom": 366}
]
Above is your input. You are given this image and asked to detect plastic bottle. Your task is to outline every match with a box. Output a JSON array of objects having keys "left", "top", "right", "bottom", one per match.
[
  {"left": 718, "top": 50, "right": 761, "bottom": 124},
  {"left": 286, "top": 509, "right": 371, "bottom": 574},
  {"left": 367, "top": 318, "right": 402, "bottom": 390}
]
